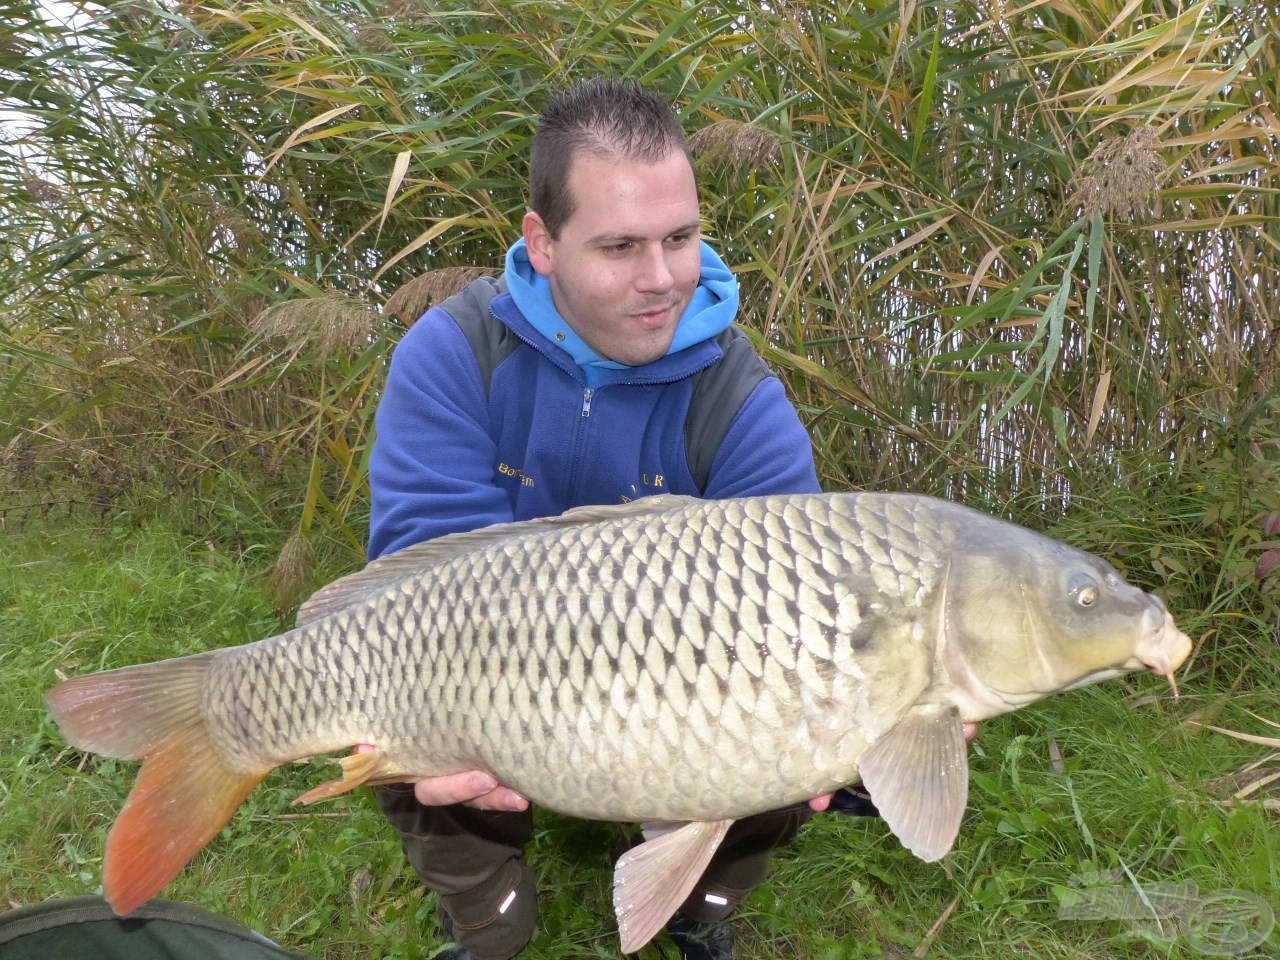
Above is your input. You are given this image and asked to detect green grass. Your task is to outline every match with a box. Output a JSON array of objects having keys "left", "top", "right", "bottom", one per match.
[{"left": 2, "top": 501, "right": 1277, "bottom": 959}]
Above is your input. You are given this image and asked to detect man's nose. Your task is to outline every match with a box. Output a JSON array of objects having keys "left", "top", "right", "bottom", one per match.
[{"left": 634, "top": 243, "right": 674, "bottom": 292}]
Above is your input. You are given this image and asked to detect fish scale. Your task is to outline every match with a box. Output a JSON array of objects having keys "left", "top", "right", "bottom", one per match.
[
  {"left": 208, "top": 496, "right": 914, "bottom": 819},
  {"left": 424, "top": 496, "right": 885, "bottom": 819},
  {"left": 46, "top": 491, "right": 1192, "bottom": 951}
]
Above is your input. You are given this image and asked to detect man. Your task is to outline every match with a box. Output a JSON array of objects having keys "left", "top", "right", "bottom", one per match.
[{"left": 367, "top": 77, "right": 824, "bottom": 960}]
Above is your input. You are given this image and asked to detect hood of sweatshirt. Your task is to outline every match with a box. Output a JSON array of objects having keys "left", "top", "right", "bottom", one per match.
[{"left": 503, "top": 238, "right": 739, "bottom": 386}]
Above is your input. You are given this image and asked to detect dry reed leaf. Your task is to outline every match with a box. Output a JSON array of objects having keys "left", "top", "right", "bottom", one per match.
[
  {"left": 1085, "top": 369, "right": 1112, "bottom": 449},
  {"left": 381, "top": 150, "right": 413, "bottom": 231},
  {"left": 375, "top": 213, "right": 483, "bottom": 280},
  {"left": 265, "top": 102, "right": 360, "bottom": 173},
  {"left": 1186, "top": 720, "right": 1280, "bottom": 750},
  {"left": 1204, "top": 752, "right": 1280, "bottom": 809},
  {"left": 913, "top": 894, "right": 960, "bottom": 958},
  {"left": 966, "top": 246, "right": 1004, "bottom": 304},
  {"left": 1258, "top": 549, "right": 1280, "bottom": 581},
  {"left": 1047, "top": 735, "right": 1066, "bottom": 774},
  {"left": 857, "top": 213, "right": 957, "bottom": 284}
]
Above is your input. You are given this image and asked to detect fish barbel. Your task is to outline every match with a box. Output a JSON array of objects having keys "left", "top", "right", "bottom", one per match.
[{"left": 46, "top": 492, "right": 1191, "bottom": 951}]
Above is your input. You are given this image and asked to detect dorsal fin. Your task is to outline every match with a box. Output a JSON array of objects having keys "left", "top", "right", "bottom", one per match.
[
  {"left": 297, "top": 495, "right": 703, "bottom": 626},
  {"left": 296, "top": 522, "right": 543, "bottom": 626},
  {"left": 539, "top": 494, "right": 700, "bottom": 526}
]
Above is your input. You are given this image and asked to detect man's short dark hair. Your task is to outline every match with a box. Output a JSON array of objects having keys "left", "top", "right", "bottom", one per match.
[{"left": 529, "top": 77, "right": 693, "bottom": 238}]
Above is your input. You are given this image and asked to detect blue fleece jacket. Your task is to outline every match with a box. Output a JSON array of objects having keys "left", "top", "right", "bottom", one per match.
[{"left": 367, "top": 241, "right": 819, "bottom": 560}]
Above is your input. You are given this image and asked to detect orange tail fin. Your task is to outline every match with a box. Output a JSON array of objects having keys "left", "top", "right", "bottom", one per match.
[{"left": 46, "top": 653, "right": 270, "bottom": 914}]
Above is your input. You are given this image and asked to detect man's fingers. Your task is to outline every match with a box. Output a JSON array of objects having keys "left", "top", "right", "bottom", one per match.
[
  {"left": 412, "top": 770, "right": 496, "bottom": 806},
  {"left": 351, "top": 746, "right": 528, "bottom": 811},
  {"left": 411, "top": 771, "right": 530, "bottom": 812},
  {"left": 459, "top": 784, "right": 532, "bottom": 813}
]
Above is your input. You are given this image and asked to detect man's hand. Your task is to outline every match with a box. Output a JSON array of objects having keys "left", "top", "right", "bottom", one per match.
[
  {"left": 354, "top": 745, "right": 529, "bottom": 812},
  {"left": 412, "top": 770, "right": 530, "bottom": 812}
]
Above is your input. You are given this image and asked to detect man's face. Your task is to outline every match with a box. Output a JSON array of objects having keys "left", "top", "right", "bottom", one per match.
[{"left": 523, "top": 149, "right": 703, "bottom": 366}]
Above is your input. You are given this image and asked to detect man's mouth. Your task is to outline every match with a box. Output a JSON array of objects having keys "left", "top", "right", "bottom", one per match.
[{"left": 631, "top": 303, "right": 676, "bottom": 327}]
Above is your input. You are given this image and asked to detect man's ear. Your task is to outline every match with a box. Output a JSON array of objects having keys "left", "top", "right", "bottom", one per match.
[{"left": 522, "top": 211, "right": 553, "bottom": 276}]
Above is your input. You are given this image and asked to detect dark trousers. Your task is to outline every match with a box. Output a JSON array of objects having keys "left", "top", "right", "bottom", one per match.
[{"left": 376, "top": 785, "right": 810, "bottom": 960}]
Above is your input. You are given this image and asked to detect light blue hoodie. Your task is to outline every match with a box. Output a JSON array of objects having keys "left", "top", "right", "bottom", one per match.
[{"left": 504, "top": 239, "right": 740, "bottom": 386}]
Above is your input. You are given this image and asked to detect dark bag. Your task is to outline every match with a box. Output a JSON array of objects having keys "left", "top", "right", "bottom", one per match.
[{"left": 0, "top": 897, "right": 313, "bottom": 960}]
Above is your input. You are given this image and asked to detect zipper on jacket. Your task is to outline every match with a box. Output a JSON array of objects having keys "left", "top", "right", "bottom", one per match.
[{"left": 580, "top": 387, "right": 594, "bottom": 418}]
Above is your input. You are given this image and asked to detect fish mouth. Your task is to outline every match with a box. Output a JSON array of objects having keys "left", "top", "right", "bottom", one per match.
[{"left": 1121, "top": 607, "right": 1193, "bottom": 699}]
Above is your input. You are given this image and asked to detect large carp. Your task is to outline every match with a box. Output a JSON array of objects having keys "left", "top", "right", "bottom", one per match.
[{"left": 47, "top": 492, "right": 1191, "bottom": 952}]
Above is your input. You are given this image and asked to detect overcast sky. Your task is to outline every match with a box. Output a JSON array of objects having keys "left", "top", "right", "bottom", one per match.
[{"left": 2, "top": 2, "right": 95, "bottom": 143}]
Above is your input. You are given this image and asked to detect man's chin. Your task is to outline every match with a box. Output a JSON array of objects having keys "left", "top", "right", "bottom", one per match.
[{"left": 600, "top": 324, "right": 677, "bottom": 366}]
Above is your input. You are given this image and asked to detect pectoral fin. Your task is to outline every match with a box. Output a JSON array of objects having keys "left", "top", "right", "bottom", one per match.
[
  {"left": 858, "top": 704, "right": 969, "bottom": 862},
  {"left": 612, "top": 818, "right": 734, "bottom": 954}
]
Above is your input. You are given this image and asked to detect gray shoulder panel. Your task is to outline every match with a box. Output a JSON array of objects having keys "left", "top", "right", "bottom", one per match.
[
  {"left": 439, "top": 275, "right": 518, "bottom": 392},
  {"left": 685, "top": 325, "right": 770, "bottom": 492}
]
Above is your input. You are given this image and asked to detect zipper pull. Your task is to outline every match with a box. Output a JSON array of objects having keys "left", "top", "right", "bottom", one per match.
[{"left": 581, "top": 387, "right": 594, "bottom": 417}]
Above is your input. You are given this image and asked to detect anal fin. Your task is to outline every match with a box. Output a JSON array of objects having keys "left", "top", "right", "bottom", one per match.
[
  {"left": 293, "top": 748, "right": 414, "bottom": 804},
  {"left": 612, "top": 818, "right": 734, "bottom": 954}
]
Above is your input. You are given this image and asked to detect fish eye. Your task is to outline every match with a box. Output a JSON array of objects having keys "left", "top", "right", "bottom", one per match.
[
  {"left": 1065, "top": 571, "right": 1102, "bottom": 608},
  {"left": 1064, "top": 570, "right": 1105, "bottom": 609}
]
